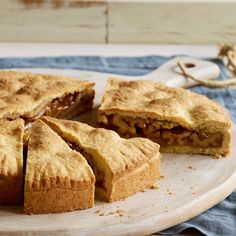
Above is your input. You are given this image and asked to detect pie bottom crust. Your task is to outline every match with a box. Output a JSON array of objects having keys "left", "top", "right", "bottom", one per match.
[
  {"left": 96, "top": 156, "right": 161, "bottom": 202},
  {"left": 24, "top": 185, "right": 94, "bottom": 214},
  {"left": 0, "top": 179, "right": 22, "bottom": 205}
]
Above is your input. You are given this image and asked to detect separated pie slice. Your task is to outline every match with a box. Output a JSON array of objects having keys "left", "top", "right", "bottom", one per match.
[
  {"left": 0, "top": 71, "right": 94, "bottom": 128},
  {"left": 42, "top": 116, "right": 161, "bottom": 202},
  {"left": 0, "top": 119, "right": 24, "bottom": 205},
  {"left": 24, "top": 120, "right": 95, "bottom": 214},
  {"left": 98, "top": 78, "right": 231, "bottom": 157}
]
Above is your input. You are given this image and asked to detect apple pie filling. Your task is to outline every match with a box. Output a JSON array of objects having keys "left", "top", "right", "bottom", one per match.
[
  {"left": 98, "top": 114, "right": 224, "bottom": 148},
  {"left": 67, "top": 142, "right": 106, "bottom": 191},
  {"left": 23, "top": 88, "right": 94, "bottom": 129}
]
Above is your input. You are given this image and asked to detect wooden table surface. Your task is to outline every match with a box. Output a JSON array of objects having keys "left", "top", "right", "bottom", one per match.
[{"left": 0, "top": 43, "right": 218, "bottom": 58}]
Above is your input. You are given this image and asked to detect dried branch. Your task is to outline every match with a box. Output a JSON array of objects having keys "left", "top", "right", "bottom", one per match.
[{"left": 177, "top": 61, "right": 236, "bottom": 88}]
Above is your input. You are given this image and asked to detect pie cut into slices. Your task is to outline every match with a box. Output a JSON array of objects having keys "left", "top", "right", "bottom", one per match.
[
  {"left": 42, "top": 116, "right": 161, "bottom": 202},
  {"left": 24, "top": 120, "right": 95, "bottom": 214},
  {"left": 0, "top": 119, "right": 24, "bottom": 205},
  {"left": 98, "top": 78, "right": 231, "bottom": 157},
  {"left": 0, "top": 71, "right": 95, "bottom": 128}
]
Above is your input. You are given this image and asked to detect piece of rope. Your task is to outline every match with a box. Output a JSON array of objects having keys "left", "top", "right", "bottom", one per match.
[
  {"left": 177, "top": 62, "right": 236, "bottom": 88},
  {"left": 177, "top": 43, "right": 236, "bottom": 88}
]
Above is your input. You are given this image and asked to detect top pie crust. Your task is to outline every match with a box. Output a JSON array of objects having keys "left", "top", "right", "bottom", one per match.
[
  {"left": 98, "top": 78, "right": 231, "bottom": 131},
  {"left": 42, "top": 116, "right": 160, "bottom": 182},
  {"left": 0, "top": 71, "right": 94, "bottom": 120},
  {"left": 25, "top": 120, "right": 95, "bottom": 192},
  {"left": 0, "top": 118, "right": 24, "bottom": 181}
]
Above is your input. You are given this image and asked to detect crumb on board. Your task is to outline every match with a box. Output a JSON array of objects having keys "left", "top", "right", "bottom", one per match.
[
  {"left": 116, "top": 209, "right": 126, "bottom": 214},
  {"left": 141, "top": 189, "right": 146, "bottom": 192},
  {"left": 188, "top": 166, "right": 197, "bottom": 170},
  {"left": 116, "top": 209, "right": 126, "bottom": 217},
  {"left": 164, "top": 206, "right": 169, "bottom": 212},
  {"left": 159, "top": 175, "right": 165, "bottom": 180},
  {"left": 150, "top": 184, "right": 159, "bottom": 189},
  {"left": 95, "top": 208, "right": 126, "bottom": 217}
]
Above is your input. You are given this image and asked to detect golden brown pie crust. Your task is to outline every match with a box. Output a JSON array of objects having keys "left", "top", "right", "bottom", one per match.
[
  {"left": 42, "top": 116, "right": 161, "bottom": 202},
  {"left": 0, "top": 70, "right": 94, "bottom": 121},
  {"left": 24, "top": 120, "right": 95, "bottom": 214},
  {"left": 0, "top": 119, "right": 24, "bottom": 205},
  {"left": 98, "top": 78, "right": 231, "bottom": 157}
]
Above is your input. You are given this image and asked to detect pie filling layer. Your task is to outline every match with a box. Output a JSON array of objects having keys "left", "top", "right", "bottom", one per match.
[
  {"left": 99, "top": 114, "right": 224, "bottom": 148},
  {"left": 67, "top": 142, "right": 106, "bottom": 191},
  {"left": 23, "top": 88, "right": 94, "bottom": 129}
]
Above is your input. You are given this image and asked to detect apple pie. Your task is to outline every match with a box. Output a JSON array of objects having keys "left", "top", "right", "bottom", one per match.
[
  {"left": 98, "top": 78, "right": 231, "bottom": 157},
  {"left": 0, "top": 119, "right": 24, "bottom": 205},
  {"left": 24, "top": 120, "right": 95, "bottom": 214},
  {"left": 0, "top": 71, "right": 95, "bottom": 129},
  {"left": 42, "top": 116, "right": 161, "bottom": 202}
]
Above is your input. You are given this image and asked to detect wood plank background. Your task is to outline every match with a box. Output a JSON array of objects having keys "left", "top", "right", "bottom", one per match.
[{"left": 0, "top": 0, "right": 236, "bottom": 44}]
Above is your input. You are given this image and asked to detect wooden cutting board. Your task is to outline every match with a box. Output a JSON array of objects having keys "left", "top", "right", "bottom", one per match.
[{"left": 0, "top": 67, "right": 235, "bottom": 236}]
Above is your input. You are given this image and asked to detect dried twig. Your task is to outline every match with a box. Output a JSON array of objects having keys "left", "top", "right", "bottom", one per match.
[{"left": 177, "top": 61, "right": 236, "bottom": 88}]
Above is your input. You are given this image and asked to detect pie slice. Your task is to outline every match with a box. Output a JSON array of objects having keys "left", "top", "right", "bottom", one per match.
[
  {"left": 0, "top": 71, "right": 95, "bottom": 128},
  {"left": 98, "top": 78, "right": 231, "bottom": 157},
  {"left": 42, "top": 116, "right": 161, "bottom": 202},
  {"left": 0, "top": 119, "right": 24, "bottom": 205},
  {"left": 24, "top": 120, "right": 95, "bottom": 214}
]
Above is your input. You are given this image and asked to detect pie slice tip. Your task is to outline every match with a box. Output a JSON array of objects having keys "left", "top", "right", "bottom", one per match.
[
  {"left": 0, "top": 118, "right": 24, "bottom": 205},
  {"left": 42, "top": 116, "right": 161, "bottom": 202},
  {"left": 24, "top": 119, "right": 95, "bottom": 214}
]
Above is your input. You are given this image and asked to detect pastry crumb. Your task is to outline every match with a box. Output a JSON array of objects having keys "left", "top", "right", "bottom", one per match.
[
  {"left": 150, "top": 184, "right": 159, "bottom": 189},
  {"left": 116, "top": 209, "right": 126, "bottom": 214},
  {"left": 99, "top": 213, "right": 105, "bottom": 216},
  {"left": 159, "top": 175, "right": 165, "bottom": 180}
]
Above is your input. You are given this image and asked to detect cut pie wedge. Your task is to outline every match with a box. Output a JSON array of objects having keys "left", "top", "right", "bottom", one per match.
[
  {"left": 42, "top": 116, "right": 161, "bottom": 202},
  {"left": 0, "top": 71, "right": 95, "bottom": 128},
  {"left": 0, "top": 119, "right": 24, "bottom": 205},
  {"left": 24, "top": 120, "right": 95, "bottom": 214},
  {"left": 98, "top": 78, "right": 231, "bottom": 157}
]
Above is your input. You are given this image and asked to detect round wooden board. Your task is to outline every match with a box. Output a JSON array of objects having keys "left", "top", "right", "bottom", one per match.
[{"left": 0, "top": 68, "right": 235, "bottom": 236}]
